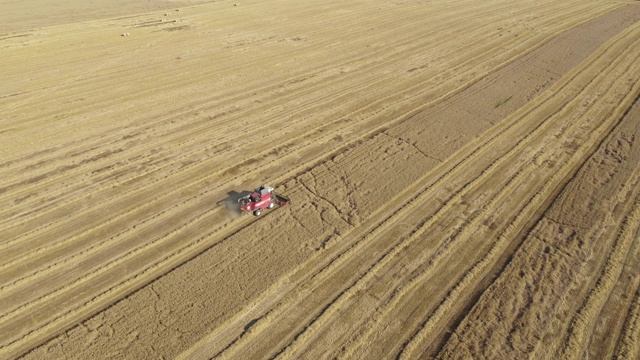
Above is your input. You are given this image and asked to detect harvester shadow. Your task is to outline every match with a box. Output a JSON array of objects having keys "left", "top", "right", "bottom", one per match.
[{"left": 219, "top": 190, "right": 252, "bottom": 216}]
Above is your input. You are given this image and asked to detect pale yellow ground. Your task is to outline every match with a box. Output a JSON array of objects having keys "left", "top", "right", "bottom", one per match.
[{"left": 2, "top": 0, "right": 640, "bottom": 359}]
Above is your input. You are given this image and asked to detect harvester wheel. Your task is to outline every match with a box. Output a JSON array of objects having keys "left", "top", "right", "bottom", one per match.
[
  {"left": 254, "top": 209, "right": 262, "bottom": 216},
  {"left": 268, "top": 202, "right": 275, "bottom": 209}
]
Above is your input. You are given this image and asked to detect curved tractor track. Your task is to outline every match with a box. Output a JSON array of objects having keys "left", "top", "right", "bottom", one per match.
[{"left": 1, "top": 0, "right": 640, "bottom": 359}]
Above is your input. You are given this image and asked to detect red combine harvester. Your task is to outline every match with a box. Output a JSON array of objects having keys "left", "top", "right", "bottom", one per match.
[{"left": 238, "top": 185, "right": 291, "bottom": 216}]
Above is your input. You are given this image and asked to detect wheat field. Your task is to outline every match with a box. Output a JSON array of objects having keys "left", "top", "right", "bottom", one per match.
[{"left": 2, "top": 0, "right": 640, "bottom": 358}]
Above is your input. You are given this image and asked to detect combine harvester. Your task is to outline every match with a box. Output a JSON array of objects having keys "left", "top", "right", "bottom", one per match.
[{"left": 238, "top": 185, "right": 291, "bottom": 216}]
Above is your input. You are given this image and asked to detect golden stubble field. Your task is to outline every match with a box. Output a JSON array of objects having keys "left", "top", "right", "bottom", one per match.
[{"left": 2, "top": 0, "right": 640, "bottom": 358}]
